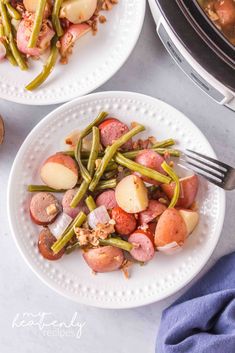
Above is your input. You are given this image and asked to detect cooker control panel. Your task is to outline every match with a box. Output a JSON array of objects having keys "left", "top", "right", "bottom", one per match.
[{"left": 157, "top": 23, "right": 225, "bottom": 104}]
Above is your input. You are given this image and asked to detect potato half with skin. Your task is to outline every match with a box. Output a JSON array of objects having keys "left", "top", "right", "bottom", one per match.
[
  {"left": 161, "top": 175, "right": 199, "bottom": 209},
  {"left": 40, "top": 153, "right": 78, "bottom": 190},
  {"left": 154, "top": 208, "right": 187, "bottom": 248},
  {"left": 179, "top": 209, "right": 199, "bottom": 236},
  {"left": 83, "top": 246, "right": 124, "bottom": 272},
  {"left": 60, "top": 0, "right": 97, "bottom": 24},
  {"left": 115, "top": 175, "right": 149, "bottom": 214},
  {"left": 23, "top": 0, "right": 51, "bottom": 17}
]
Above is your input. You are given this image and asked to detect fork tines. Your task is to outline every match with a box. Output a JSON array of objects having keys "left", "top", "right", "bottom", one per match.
[{"left": 184, "top": 149, "right": 231, "bottom": 188}]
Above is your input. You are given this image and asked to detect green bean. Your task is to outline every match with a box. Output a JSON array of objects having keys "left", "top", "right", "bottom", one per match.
[
  {"left": 74, "top": 112, "right": 108, "bottom": 183},
  {"left": 161, "top": 161, "right": 180, "bottom": 208},
  {"left": 5, "top": 2, "right": 21, "bottom": 20},
  {"left": 102, "top": 169, "right": 117, "bottom": 180},
  {"left": 87, "top": 127, "right": 100, "bottom": 175},
  {"left": 0, "top": 23, "right": 4, "bottom": 37},
  {"left": 65, "top": 242, "right": 80, "bottom": 254},
  {"left": 70, "top": 127, "right": 100, "bottom": 208},
  {"left": 27, "top": 185, "right": 66, "bottom": 193},
  {"left": 52, "top": 0, "right": 63, "bottom": 37},
  {"left": 99, "top": 237, "right": 133, "bottom": 252},
  {"left": 52, "top": 211, "right": 87, "bottom": 254},
  {"left": 0, "top": 2, "right": 11, "bottom": 37},
  {"left": 114, "top": 152, "right": 171, "bottom": 184},
  {"left": 152, "top": 138, "right": 175, "bottom": 149},
  {"left": 9, "top": 33, "right": 27, "bottom": 70},
  {"left": 123, "top": 148, "right": 180, "bottom": 159},
  {"left": 89, "top": 124, "right": 145, "bottom": 191},
  {"left": 85, "top": 195, "right": 96, "bottom": 212},
  {"left": 28, "top": 0, "right": 47, "bottom": 48},
  {"left": 95, "top": 178, "right": 117, "bottom": 191},
  {"left": 25, "top": 36, "right": 58, "bottom": 90},
  {"left": 5, "top": 43, "right": 17, "bottom": 66}
]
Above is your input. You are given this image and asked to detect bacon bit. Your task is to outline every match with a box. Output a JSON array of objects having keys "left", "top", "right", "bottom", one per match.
[
  {"left": 99, "top": 15, "right": 107, "bottom": 23},
  {"left": 169, "top": 161, "right": 174, "bottom": 168},
  {"left": 75, "top": 222, "right": 115, "bottom": 247},
  {"left": 190, "top": 201, "right": 198, "bottom": 212},
  {"left": 121, "top": 259, "right": 133, "bottom": 279},
  {"left": 148, "top": 136, "right": 157, "bottom": 145},
  {"left": 132, "top": 138, "right": 152, "bottom": 150},
  {"left": 46, "top": 203, "right": 58, "bottom": 216}
]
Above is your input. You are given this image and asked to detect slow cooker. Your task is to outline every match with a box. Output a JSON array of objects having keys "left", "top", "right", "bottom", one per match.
[{"left": 148, "top": 0, "right": 235, "bottom": 111}]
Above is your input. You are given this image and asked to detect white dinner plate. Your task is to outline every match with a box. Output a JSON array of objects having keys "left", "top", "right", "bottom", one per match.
[
  {"left": 7, "top": 91, "right": 225, "bottom": 308},
  {"left": 0, "top": 1, "right": 145, "bottom": 105}
]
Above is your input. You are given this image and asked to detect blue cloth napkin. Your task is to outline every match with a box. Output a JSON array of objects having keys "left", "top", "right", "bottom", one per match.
[{"left": 156, "top": 252, "right": 235, "bottom": 353}]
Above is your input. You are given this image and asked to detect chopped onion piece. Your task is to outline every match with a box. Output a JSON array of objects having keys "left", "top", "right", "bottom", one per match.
[
  {"left": 87, "top": 205, "right": 110, "bottom": 229},
  {"left": 157, "top": 241, "right": 182, "bottom": 255},
  {"left": 0, "top": 42, "right": 6, "bottom": 61},
  {"left": 48, "top": 213, "right": 72, "bottom": 239}
]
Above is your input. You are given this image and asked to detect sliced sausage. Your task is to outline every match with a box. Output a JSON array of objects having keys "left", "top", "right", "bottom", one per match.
[
  {"left": 111, "top": 206, "right": 137, "bottom": 236},
  {"left": 96, "top": 190, "right": 117, "bottom": 210},
  {"left": 129, "top": 230, "right": 155, "bottom": 262},
  {"left": 154, "top": 208, "right": 187, "bottom": 248},
  {"left": 134, "top": 149, "right": 167, "bottom": 185},
  {"left": 99, "top": 118, "right": 132, "bottom": 150},
  {"left": 138, "top": 200, "right": 167, "bottom": 225},
  {"left": 38, "top": 228, "right": 64, "bottom": 260},
  {"left": 62, "top": 188, "right": 88, "bottom": 219},
  {"left": 30, "top": 192, "right": 60, "bottom": 225},
  {"left": 83, "top": 246, "right": 124, "bottom": 272}
]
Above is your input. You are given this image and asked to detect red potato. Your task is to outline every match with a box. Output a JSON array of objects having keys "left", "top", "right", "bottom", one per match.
[
  {"left": 214, "top": 0, "right": 235, "bottom": 26},
  {"left": 161, "top": 175, "right": 199, "bottom": 209},
  {"left": 129, "top": 230, "right": 155, "bottom": 262},
  {"left": 138, "top": 200, "right": 167, "bottom": 225},
  {"left": 62, "top": 188, "right": 88, "bottom": 218},
  {"left": 134, "top": 150, "right": 167, "bottom": 185},
  {"left": 154, "top": 208, "right": 187, "bottom": 248},
  {"left": 179, "top": 209, "right": 199, "bottom": 236},
  {"left": 96, "top": 190, "right": 117, "bottom": 210},
  {"left": 40, "top": 153, "right": 78, "bottom": 190},
  {"left": 99, "top": 118, "right": 132, "bottom": 150},
  {"left": 60, "top": 0, "right": 97, "bottom": 24},
  {"left": 38, "top": 228, "right": 64, "bottom": 260},
  {"left": 60, "top": 23, "right": 91, "bottom": 58},
  {"left": 23, "top": 0, "right": 51, "bottom": 17},
  {"left": 83, "top": 246, "right": 124, "bottom": 272},
  {"left": 111, "top": 207, "right": 137, "bottom": 236},
  {"left": 115, "top": 175, "right": 149, "bottom": 213},
  {"left": 17, "top": 17, "right": 55, "bottom": 56},
  {"left": 30, "top": 192, "right": 60, "bottom": 225}
]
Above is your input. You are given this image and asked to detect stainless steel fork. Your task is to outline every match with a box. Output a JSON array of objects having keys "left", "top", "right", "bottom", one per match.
[{"left": 182, "top": 150, "right": 235, "bottom": 190}]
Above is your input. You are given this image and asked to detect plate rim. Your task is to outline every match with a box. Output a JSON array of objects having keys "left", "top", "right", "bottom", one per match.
[
  {"left": 0, "top": 0, "right": 146, "bottom": 106},
  {"left": 7, "top": 91, "right": 226, "bottom": 308}
]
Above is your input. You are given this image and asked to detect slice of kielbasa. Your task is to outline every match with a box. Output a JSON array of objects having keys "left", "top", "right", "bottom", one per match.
[
  {"left": 129, "top": 230, "right": 155, "bottom": 262},
  {"left": 30, "top": 192, "right": 60, "bottom": 225},
  {"left": 62, "top": 188, "right": 88, "bottom": 219},
  {"left": 99, "top": 118, "right": 132, "bottom": 150},
  {"left": 38, "top": 228, "right": 64, "bottom": 260},
  {"left": 96, "top": 190, "right": 117, "bottom": 210},
  {"left": 111, "top": 206, "right": 137, "bottom": 236},
  {"left": 134, "top": 149, "right": 167, "bottom": 185},
  {"left": 138, "top": 200, "right": 167, "bottom": 225},
  {"left": 83, "top": 246, "right": 124, "bottom": 272}
]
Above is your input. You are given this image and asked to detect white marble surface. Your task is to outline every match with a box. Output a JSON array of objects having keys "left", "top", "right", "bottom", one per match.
[{"left": 0, "top": 4, "right": 235, "bottom": 353}]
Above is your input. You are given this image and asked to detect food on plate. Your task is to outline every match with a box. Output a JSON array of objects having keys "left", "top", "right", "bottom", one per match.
[
  {"left": 0, "top": 0, "right": 118, "bottom": 90},
  {"left": 40, "top": 152, "right": 79, "bottom": 190},
  {"left": 198, "top": 0, "right": 235, "bottom": 45},
  {"left": 30, "top": 192, "right": 60, "bottom": 225},
  {"left": 27, "top": 112, "right": 200, "bottom": 277},
  {"left": 161, "top": 175, "right": 199, "bottom": 209},
  {"left": 83, "top": 245, "right": 124, "bottom": 273}
]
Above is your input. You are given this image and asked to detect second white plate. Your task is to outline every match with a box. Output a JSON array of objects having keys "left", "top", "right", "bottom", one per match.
[
  {"left": 7, "top": 91, "right": 225, "bottom": 308},
  {"left": 0, "top": 0, "right": 145, "bottom": 105}
]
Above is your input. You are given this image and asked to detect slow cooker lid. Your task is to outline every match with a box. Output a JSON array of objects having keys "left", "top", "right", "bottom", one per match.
[{"left": 156, "top": 0, "right": 235, "bottom": 92}]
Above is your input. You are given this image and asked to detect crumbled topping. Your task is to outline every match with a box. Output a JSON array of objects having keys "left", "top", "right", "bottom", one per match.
[
  {"left": 121, "top": 259, "right": 133, "bottom": 279},
  {"left": 75, "top": 222, "right": 115, "bottom": 247}
]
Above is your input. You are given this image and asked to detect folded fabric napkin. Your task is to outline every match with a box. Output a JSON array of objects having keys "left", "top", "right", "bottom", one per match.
[{"left": 156, "top": 252, "right": 235, "bottom": 353}]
